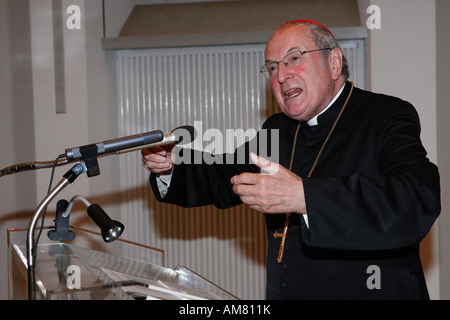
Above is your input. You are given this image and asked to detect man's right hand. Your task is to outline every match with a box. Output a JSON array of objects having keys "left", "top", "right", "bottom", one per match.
[{"left": 141, "top": 145, "right": 175, "bottom": 174}]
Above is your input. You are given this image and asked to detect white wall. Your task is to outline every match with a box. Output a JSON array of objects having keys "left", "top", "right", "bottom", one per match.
[
  {"left": 29, "top": 0, "right": 91, "bottom": 205},
  {"left": 0, "top": 0, "right": 125, "bottom": 299},
  {"left": 359, "top": 0, "right": 439, "bottom": 299},
  {"left": 0, "top": 0, "right": 38, "bottom": 300},
  {"left": 436, "top": 0, "right": 450, "bottom": 300}
]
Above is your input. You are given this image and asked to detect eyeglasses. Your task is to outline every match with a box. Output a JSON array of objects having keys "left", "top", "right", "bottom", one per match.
[{"left": 260, "top": 48, "right": 331, "bottom": 79}]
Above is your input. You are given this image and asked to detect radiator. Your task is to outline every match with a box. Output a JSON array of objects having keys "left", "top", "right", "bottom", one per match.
[{"left": 114, "top": 41, "right": 363, "bottom": 299}]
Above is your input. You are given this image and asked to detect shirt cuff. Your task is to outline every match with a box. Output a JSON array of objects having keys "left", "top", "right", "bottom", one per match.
[
  {"left": 155, "top": 171, "right": 173, "bottom": 198},
  {"left": 302, "top": 214, "right": 309, "bottom": 228}
]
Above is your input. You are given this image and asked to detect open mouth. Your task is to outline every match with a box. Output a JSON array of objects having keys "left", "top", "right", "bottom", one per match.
[{"left": 285, "top": 88, "right": 303, "bottom": 99}]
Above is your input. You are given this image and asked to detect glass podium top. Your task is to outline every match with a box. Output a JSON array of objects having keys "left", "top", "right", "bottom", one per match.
[{"left": 8, "top": 226, "right": 238, "bottom": 300}]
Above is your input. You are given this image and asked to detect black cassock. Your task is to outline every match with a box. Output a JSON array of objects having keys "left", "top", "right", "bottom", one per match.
[{"left": 149, "top": 81, "right": 440, "bottom": 300}]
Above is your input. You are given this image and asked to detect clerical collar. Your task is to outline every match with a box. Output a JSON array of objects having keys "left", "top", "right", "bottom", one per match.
[{"left": 307, "top": 83, "right": 346, "bottom": 126}]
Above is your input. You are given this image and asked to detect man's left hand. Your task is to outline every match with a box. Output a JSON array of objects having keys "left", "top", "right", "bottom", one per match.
[{"left": 231, "top": 153, "right": 307, "bottom": 214}]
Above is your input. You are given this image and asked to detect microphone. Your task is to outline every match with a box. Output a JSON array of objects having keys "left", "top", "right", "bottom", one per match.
[
  {"left": 115, "top": 125, "right": 196, "bottom": 155},
  {"left": 0, "top": 126, "right": 196, "bottom": 178},
  {"left": 64, "top": 125, "right": 196, "bottom": 161},
  {"left": 65, "top": 130, "right": 163, "bottom": 161},
  {"left": 65, "top": 125, "right": 195, "bottom": 177}
]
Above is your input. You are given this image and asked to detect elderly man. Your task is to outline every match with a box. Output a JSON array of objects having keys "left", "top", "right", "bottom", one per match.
[{"left": 142, "top": 20, "right": 440, "bottom": 300}]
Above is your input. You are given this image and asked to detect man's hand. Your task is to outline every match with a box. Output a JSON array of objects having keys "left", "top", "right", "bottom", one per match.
[
  {"left": 141, "top": 145, "right": 175, "bottom": 174},
  {"left": 231, "top": 153, "right": 307, "bottom": 214}
]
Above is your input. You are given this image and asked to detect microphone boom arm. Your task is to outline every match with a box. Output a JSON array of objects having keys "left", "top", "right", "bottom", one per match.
[{"left": 0, "top": 158, "right": 71, "bottom": 178}]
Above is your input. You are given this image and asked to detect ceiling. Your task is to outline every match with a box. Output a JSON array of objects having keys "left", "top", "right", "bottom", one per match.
[{"left": 103, "top": 0, "right": 362, "bottom": 49}]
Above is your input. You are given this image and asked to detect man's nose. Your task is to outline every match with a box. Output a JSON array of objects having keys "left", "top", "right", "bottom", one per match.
[{"left": 276, "top": 62, "right": 292, "bottom": 83}]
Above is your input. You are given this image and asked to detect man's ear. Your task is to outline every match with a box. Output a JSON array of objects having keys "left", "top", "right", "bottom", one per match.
[{"left": 329, "top": 48, "right": 343, "bottom": 80}]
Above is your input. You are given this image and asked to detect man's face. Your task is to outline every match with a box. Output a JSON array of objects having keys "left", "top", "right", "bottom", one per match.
[{"left": 265, "top": 24, "right": 340, "bottom": 122}]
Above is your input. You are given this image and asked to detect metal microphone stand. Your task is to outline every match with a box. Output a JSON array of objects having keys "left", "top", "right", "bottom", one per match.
[{"left": 26, "top": 162, "right": 87, "bottom": 300}]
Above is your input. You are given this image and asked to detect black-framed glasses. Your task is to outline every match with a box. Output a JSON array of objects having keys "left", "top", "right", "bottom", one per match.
[{"left": 260, "top": 48, "right": 331, "bottom": 79}]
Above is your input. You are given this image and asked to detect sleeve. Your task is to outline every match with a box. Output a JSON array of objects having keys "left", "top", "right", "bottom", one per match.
[
  {"left": 148, "top": 120, "right": 280, "bottom": 209},
  {"left": 300, "top": 102, "right": 441, "bottom": 251},
  {"left": 149, "top": 147, "right": 258, "bottom": 209}
]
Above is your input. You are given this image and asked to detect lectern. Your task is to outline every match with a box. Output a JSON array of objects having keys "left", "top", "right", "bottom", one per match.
[{"left": 8, "top": 226, "right": 238, "bottom": 300}]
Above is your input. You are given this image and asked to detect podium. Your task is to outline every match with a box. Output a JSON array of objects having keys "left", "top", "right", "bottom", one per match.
[{"left": 8, "top": 226, "right": 238, "bottom": 300}]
